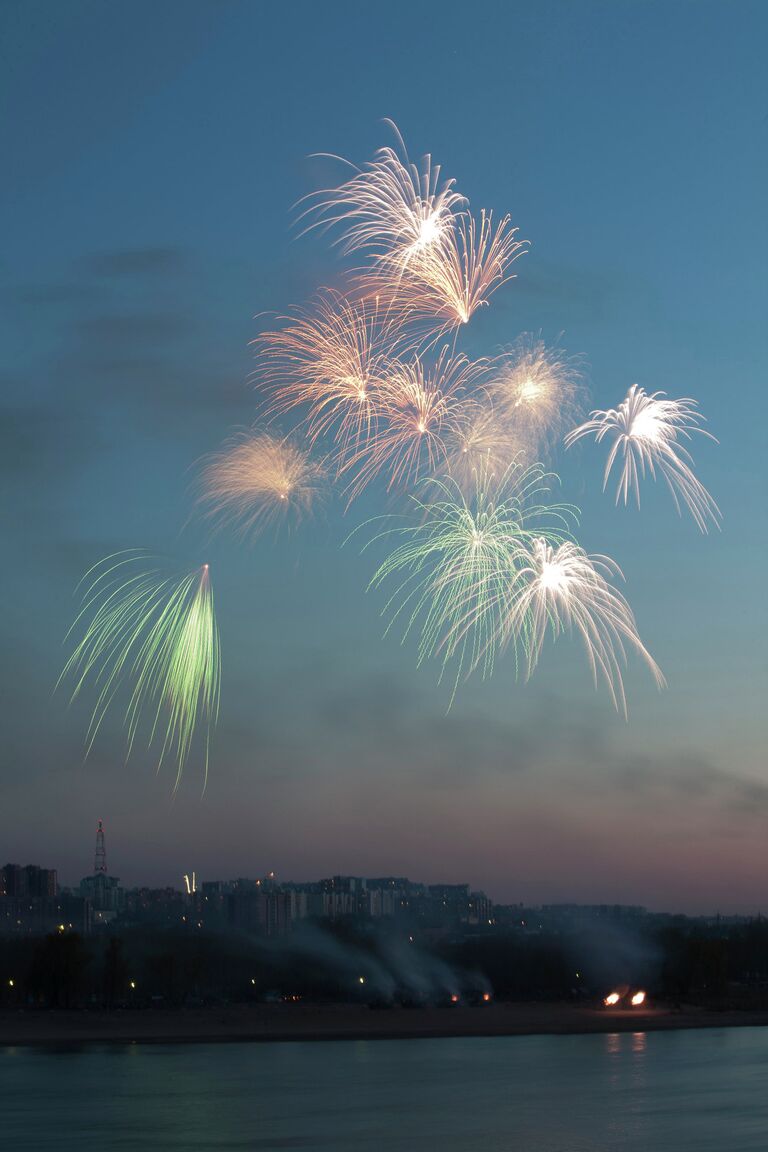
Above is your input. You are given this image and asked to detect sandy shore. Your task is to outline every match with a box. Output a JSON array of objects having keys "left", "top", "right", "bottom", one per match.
[{"left": 3, "top": 1002, "right": 768, "bottom": 1047}]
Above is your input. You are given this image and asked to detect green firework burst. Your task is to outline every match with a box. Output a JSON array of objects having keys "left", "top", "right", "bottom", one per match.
[
  {"left": 357, "top": 459, "right": 577, "bottom": 702},
  {"left": 60, "top": 551, "right": 221, "bottom": 792}
]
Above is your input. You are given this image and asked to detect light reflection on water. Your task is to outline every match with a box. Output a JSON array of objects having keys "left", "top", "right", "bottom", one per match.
[{"left": 2, "top": 1026, "right": 767, "bottom": 1151}]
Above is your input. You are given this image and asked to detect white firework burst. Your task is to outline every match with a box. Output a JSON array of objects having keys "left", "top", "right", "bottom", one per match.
[{"left": 565, "top": 384, "right": 720, "bottom": 532}]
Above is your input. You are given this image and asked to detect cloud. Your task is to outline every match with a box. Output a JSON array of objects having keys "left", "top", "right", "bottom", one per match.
[
  {"left": 5, "top": 283, "right": 100, "bottom": 307},
  {"left": 0, "top": 401, "right": 101, "bottom": 482},
  {"left": 612, "top": 751, "right": 768, "bottom": 817},
  {"left": 289, "top": 668, "right": 768, "bottom": 819},
  {"left": 307, "top": 672, "right": 598, "bottom": 787},
  {"left": 495, "top": 259, "right": 615, "bottom": 325},
  {"left": 2, "top": 247, "right": 190, "bottom": 310},
  {"left": 76, "top": 310, "right": 193, "bottom": 346},
  {"left": 6, "top": 248, "right": 251, "bottom": 419},
  {"left": 86, "top": 247, "right": 190, "bottom": 278}
]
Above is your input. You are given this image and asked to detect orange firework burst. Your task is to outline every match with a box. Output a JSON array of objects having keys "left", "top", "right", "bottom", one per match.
[
  {"left": 254, "top": 289, "right": 408, "bottom": 462},
  {"left": 198, "top": 430, "right": 328, "bottom": 537},
  {"left": 488, "top": 335, "right": 585, "bottom": 455},
  {"left": 443, "top": 398, "right": 523, "bottom": 491},
  {"left": 296, "top": 120, "right": 466, "bottom": 271},
  {"left": 342, "top": 349, "right": 482, "bottom": 498},
  {"left": 359, "top": 209, "right": 528, "bottom": 336}
]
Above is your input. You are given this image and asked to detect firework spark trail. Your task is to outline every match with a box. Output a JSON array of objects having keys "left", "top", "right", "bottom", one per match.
[
  {"left": 358, "top": 461, "right": 575, "bottom": 702},
  {"left": 505, "top": 539, "right": 665, "bottom": 715},
  {"left": 340, "top": 349, "right": 483, "bottom": 499},
  {"left": 565, "top": 385, "right": 720, "bottom": 532},
  {"left": 255, "top": 289, "right": 409, "bottom": 464},
  {"left": 198, "top": 429, "right": 328, "bottom": 537},
  {"left": 295, "top": 120, "right": 466, "bottom": 270},
  {"left": 411, "top": 209, "right": 527, "bottom": 327},
  {"left": 59, "top": 552, "right": 221, "bottom": 793},
  {"left": 488, "top": 335, "right": 585, "bottom": 457},
  {"left": 359, "top": 209, "right": 528, "bottom": 337},
  {"left": 443, "top": 397, "right": 523, "bottom": 492}
]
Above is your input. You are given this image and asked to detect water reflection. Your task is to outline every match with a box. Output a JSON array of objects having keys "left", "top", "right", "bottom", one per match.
[{"left": 1, "top": 1027, "right": 767, "bottom": 1152}]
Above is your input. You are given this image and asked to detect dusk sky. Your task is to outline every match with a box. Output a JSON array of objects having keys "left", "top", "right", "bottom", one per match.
[{"left": 1, "top": 0, "right": 766, "bottom": 912}]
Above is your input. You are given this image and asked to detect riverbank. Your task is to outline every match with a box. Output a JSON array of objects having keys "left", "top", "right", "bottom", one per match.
[{"left": 3, "top": 1001, "right": 768, "bottom": 1046}]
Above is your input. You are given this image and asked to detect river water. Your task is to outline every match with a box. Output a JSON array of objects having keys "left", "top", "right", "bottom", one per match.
[{"left": 3, "top": 1026, "right": 767, "bottom": 1150}]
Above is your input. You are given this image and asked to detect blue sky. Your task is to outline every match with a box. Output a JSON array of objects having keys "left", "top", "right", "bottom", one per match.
[{"left": 1, "top": 0, "right": 766, "bottom": 909}]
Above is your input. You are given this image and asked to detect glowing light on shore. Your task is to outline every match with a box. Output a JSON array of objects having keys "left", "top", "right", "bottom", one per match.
[
  {"left": 631, "top": 990, "right": 646, "bottom": 1006},
  {"left": 604, "top": 992, "right": 620, "bottom": 1006},
  {"left": 566, "top": 384, "right": 720, "bottom": 532},
  {"left": 60, "top": 552, "right": 221, "bottom": 792}
]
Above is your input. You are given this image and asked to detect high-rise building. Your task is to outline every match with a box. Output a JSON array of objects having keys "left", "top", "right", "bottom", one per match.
[
  {"left": 24, "top": 864, "right": 58, "bottom": 899},
  {"left": 94, "top": 819, "right": 107, "bottom": 874},
  {"left": 79, "top": 821, "right": 123, "bottom": 921},
  {"left": 0, "top": 863, "right": 57, "bottom": 899},
  {"left": 0, "top": 862, "right": 76, "bottom": 936},
  {"left": 227, "top": 889, "right": 290, "bottom": 936}
]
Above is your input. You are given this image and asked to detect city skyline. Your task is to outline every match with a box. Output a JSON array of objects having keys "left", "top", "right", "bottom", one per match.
[
  {"left": 4, "top": 846, "right": 765, "bottom": 924},
  {"left": 4, "top": 814, "right": 767, "bottom": 921}
]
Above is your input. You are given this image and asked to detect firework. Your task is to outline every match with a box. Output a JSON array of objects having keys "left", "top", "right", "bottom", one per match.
[
  {"left": 255, "top": 289, "right": 404, "bottom": 461},
  {"left": 565, "top": 384, "right": 719, "bottom": 532},
  {"left": 443, "top": 397, "right": 522, "bottom": 491},
  {"left": 362, "top": 209, "right": 527, "bottom": 335},
  {"left": 507, "top": 539, "right": 665, "bottom": 714},
  {"left": 60, "top": 552, "right": 221, "bottom": 792},
  {"left": 296, "top": 120, "right": 465, "bottom": 270},
  {"left": 359, "top": 461, "right": 574, "bottom": 698},
  {"left": 342, "top": 349, "right": 481, "bottom": 498},
  {"left": 488, "top": 335, "right": 584, "bottom": 455},
  {"left": 198, "top": 429, "right": 328, "bottom": 537}
]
